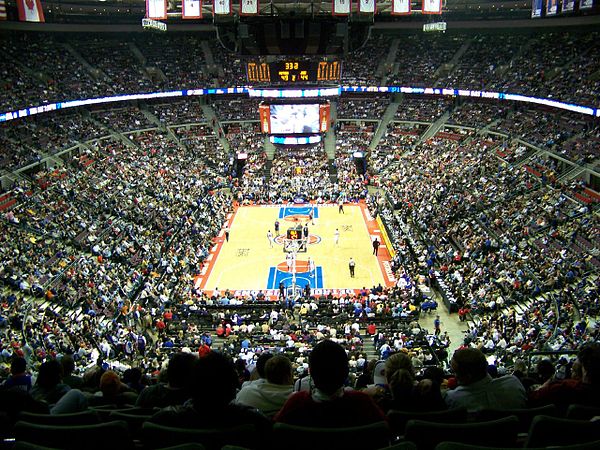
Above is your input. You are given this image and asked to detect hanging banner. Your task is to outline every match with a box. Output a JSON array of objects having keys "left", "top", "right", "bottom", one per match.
[
  {"left": 332, "top": 0, "right": 351, "bottom": 16},
  {"left": 17, "top": 0, "right": 45, "bottom": 22},
  {"left": 561, "top": 0, "right": 575, "bottom": 12},
  {"left": 146, "top": 0, "right": 167, "bottom": 19},
  {"left": 531, "top": 0, "right": 542, "bottom": 17},
  {"left": 259, "top": 104, "right": 270, "bottom": 133},
  {"left": 392, "top": 0, "right": 411, "bottom": 15},
  {"left": 240, "top": 0, "right": 259, "bottom": 15},
  {"left": 213, "top": 0, "right": 231, "bottom": 14},
  {"left": 422, "top": 0, "right": 442, "bottom": 14},
  {"left": 182, "top": 0, "right": 202, "bottom": 18},
  {"left": 319, "top": 104, "right": 331, "bottom": 133},
  {"left": 547, "top": 0, "right": 558, "bottom": 15},
  {"left": 359, "top": 0, "right": 376, "bottom": 13},
  {"left": 580, "top": 0, "right": 593, "bottom": 8}
]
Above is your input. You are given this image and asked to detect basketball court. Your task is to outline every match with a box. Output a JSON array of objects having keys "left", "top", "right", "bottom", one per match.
[{"left": 195, "top": 203, "right": 396, "bottom": 298}]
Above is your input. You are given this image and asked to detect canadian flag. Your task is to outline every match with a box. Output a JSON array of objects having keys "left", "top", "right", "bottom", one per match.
[{"left": 17, "top": 0, "right": 45, "bottom": 22}]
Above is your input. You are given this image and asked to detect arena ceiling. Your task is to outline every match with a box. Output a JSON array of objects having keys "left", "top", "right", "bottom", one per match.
[{"left": 38, "top": 0, "right": 534, "bottom": 22}]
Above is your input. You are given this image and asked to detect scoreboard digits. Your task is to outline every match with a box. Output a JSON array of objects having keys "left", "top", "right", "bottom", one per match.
[
  {"left": 316, "top": 61, "right": 340, "bottom": 81},
  {"left": 246, "top": 62, "right": 271, "bottom": 83},
  {"left": 246, "top": 60, "right": 341, "bottom": 83}
]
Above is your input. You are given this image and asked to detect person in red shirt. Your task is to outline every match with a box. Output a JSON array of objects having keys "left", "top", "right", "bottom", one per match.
[
  {"left": 274, "top": 340, "right": 385, "bottom": 427},
  {"left": 529, "top": 342, "right": 600, "bottom": 414},
  {"left": 367, "top": 323, "right": 377, "bottom": 336}
]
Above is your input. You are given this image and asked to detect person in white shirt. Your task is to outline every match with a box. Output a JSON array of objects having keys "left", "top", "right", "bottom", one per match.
[{"left": 235, "top": 355, "right": 294, "bottom": 417}]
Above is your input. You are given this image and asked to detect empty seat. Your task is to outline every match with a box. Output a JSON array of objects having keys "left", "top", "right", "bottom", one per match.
[
  {"left": 566, "top": 404, "right": 600, "bottom": 421},
  {"left": 141, "top": 422, "right": 258, "bottom": 450},
  {"left": 525, "top": 415, "right": 600, "bottom": 448},
  {"left": 475, "top": 404, "right": 558, "bottom": 433},
  {"left": 435, "top": 440, "right": 600, "bottom": 450},
  {"left": 14, "top": 420, "right": 134, "bottom": 450},
  {"left": 272, "top": 421, "right": 390, "bottom": 450},
  {"left": 18, "top": 410, "right": 100, "bottom": 426},
  {"left": 404, "top": 416, "right": 519, "bottom": 450},
  {"left": 387, "top": 408, "right": 467, "bottom": 437}
]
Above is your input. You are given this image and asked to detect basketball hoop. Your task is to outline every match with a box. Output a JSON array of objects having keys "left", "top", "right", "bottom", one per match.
[{"left": 283, "top": 238, "right": 307, "bottom": 253}]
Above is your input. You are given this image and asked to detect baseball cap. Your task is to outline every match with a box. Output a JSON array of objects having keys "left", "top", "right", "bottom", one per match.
[{"left": 373, "top": 360, "right": 387, "bottom": 385}]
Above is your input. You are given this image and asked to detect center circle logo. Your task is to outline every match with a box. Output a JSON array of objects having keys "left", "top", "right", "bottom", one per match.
[{"left": 274, "top": 234, "right": 321, "bottom": 245}]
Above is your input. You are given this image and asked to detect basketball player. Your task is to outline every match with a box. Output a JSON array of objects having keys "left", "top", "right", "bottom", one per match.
[
  {"left": 267, "top": 230, "right": 274, "bottom": 248},
  {"left": 274, "top": 219, "right": 280, "bottom": 236},
  {"left": 338, "top": 198, "right": 344, "bottom": 214},
  {"left": 308, "top": 208, "right": 315, "bottom": 225},
  {"left": 308, "top": 257, "right": 316, "bottom": 277},
  {"left": 334, "top": 228, "right": 340, "bottom": 246}
]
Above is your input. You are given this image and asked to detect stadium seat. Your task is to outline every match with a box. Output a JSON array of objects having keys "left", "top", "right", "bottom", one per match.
[
  {"left": 387, "top": 408, "right": 468, "bottom": 437},
  {"left": 141, "top": 422, "right": 258, "bottom": 450},
  {"left": 566, "top": 404, "right": 600, "bottom": 421},
  {"left": 435, "top": 440, "right": 600, "bottom": 450},
  {"left": 475, "top": 404, "right": 558, "bottom": 432},
  {"left": 13, "top": 420, "right": 134, "bottom": 450},
  {"left": 376, "top": 442, "right": 418, "bottom": 450},
  {"left": 108, "top": 410, "right": 155, "bottom": 434},
  {"left": 404, "top": 416, "right": 519, "bottom": 450},
  {"left": 525, "top": 415, "right": 600, "bottom": 448},
  {"left": 271, "top": 421, "right": 390, "bottom": 450},
  {"left": 18, "top": 410, "right": 100, "bottom": 426}
]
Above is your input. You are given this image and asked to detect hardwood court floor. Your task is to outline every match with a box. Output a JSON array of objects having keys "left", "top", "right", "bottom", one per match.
[{"left": 201, "top": 204, "right": 390, "bottom": 294}]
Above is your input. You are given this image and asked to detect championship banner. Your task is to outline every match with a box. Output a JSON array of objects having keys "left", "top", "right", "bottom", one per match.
[
  {"left": 146, "top": 0, "right": 167, "bottom": 19},
  {"left": 392, "top": 0, "right": 411, "bottom": 15},
  {"left": 182, "top": 0, "right": 202, "bottom": 18},
  {"left": 332, "top": 0, "right": 350, "bottom": 16},
  {"left": 17, "top": 0, "right": 45, "bottom": 22},
  {"left": 358, "top": 0, "right": 376, "bottom": 13},
  {"left": 422, "top": 0, "right": 442, "bottom": 14},
  {"left": 580, "top": 0, "right": 593, "bottom": 8},
  {"left": 546, "top": 0, "right": 558, "bottom": 15},
  {"left": 561, "top": 0, "right": 575, "bottom": 11},
  {"left": 240, "top": 0, "right": 259, "bottom": 15},
  {"left": 531, "top": 0, "right": 542, "bottom": 17},
  {"left": 319, "top": 104, "right": 330, "bottom": 133},
  {"left": 213, "top": 0, "right": 231, "bottom": 14},
  {"left": 259, "top": 104, "right": 270, "bottom": 133}
]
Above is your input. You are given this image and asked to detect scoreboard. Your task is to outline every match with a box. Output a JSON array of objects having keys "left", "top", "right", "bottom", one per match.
[{"left": 246, "top": 60, "right": 342, "bottom": 83}]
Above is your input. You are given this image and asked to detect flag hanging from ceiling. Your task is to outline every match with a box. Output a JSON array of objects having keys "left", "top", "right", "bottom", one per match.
[
  {"left": 213, "top": 0, "right": 231, "bottom": 14},
  {"left": 580, "top": 0, "right": 593, "bottom": 8},
  {"left": 332, "top": 0, "right": 351, "bottom": 15},
  {"left": 531, "top": 0, "right": 542, "bottom": 17},
  {"left": 546, "top": 0, "right": 558, "bottom": 15},
  {"left": 240, "top": 0, "right": 259, "bottom": 15},
  {"left": 561, "top": 0, "right": 575, "bottom": 12},
  {"left": 422, "top": 0, "right": 442, "bottom": 14},
  {"left": 392, "top": 0, "right": 411, "bottom": 15},
  {"left": 17, "top": 0, "right": 45, "bottom": 22},
  {"left": 146, "top": 0, "right": 167, "bottom": 19},
  {"left": 359, "top": 0, "right": 376, "bottom": 13},
  {"left": 182, "top": 0, "right": 202, "bottom": 18}
]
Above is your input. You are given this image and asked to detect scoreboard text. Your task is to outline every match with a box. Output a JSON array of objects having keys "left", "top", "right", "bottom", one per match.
[{"left": 246, "top": 60, "right": 341, "bottom": 83}]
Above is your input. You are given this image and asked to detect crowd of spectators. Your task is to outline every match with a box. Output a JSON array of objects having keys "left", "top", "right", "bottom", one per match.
[
  {"left": 379, "top": 134, "right": 598, "bottom": 365},
  {"left": 0, "top": 31, "right": 599, "bottom": 447},
  {"left": 337, "top": 96, "right": 390, "bottom": 120}
]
